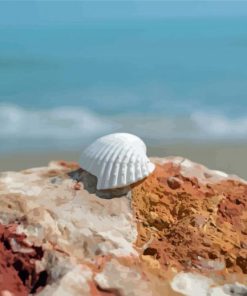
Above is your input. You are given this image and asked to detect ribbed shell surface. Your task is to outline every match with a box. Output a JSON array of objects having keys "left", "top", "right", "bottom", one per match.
[{"left": 80, "top": 133, "right": 155, "bottom": 190}]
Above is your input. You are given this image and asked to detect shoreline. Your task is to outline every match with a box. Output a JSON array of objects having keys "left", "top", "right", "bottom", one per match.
[{"left": 1, "top": 142, "right": 247, "bottom": 179}]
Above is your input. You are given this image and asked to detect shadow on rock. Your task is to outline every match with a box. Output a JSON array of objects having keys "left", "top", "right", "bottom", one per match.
[{"left": 68, "top": 169, "right": 130, "bottom": 199}]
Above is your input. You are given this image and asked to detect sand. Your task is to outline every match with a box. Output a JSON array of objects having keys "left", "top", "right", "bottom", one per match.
[{"left": 0, "top": 142, "right": 247, "bottom": 179}]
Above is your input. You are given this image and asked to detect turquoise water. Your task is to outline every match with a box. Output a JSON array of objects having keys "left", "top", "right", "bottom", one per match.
[{"left": 0, "top": 18, "right": 247, "bottom": 152}]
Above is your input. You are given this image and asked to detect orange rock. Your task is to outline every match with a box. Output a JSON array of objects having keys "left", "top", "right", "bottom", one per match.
[{"left": 132, "top": 162, "right": 247, "bottom": 277}]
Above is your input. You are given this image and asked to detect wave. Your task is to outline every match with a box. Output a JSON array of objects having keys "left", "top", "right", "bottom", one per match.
[
  {"left": 0, "top": 104, "right": 246, "bottom": 152},
  {"left": 0, "top": 104, "right": 116, "bottom": 139},
  {"left": 191, "top": 112, "right": 247, "bottom": 137},
  {"left": 112, "top": 112, "right": 247, "bottom": 142}
]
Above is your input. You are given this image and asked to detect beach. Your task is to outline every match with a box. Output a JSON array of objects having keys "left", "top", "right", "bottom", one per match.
[
  {"left": 1, "top": 17, "right": 247, "bottom": 179},
  {"left": 1, "top": 2, "right": 247, "bottom": 295},
  {"left": 1, "top": 141, "right": 247, "bottom": 179}
]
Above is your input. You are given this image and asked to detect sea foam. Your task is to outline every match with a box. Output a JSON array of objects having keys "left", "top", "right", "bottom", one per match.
[
  {"left": 0, "top": 104, "right": 115, "bottom": 139},
  {"left": 0, "top": 104, "right": 247, "bottom": 153},
  {"left": 191, "top": 112, "right": 247, "bottom": 138}
]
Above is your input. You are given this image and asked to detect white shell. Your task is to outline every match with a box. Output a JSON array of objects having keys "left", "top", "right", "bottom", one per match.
[{"left": 80, "top": 133, "right": 155, "bottom": 190}]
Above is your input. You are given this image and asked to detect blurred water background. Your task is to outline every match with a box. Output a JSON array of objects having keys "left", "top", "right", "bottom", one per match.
[{"left": 1, "top": 2, "right": 247, "bottom": 154}]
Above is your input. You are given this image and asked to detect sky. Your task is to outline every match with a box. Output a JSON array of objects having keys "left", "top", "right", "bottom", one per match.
[{"left": 0, "top": 1, "right": 247, "bottom": 26}]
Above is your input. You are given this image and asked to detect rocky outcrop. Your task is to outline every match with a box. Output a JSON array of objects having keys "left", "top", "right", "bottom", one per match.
[{"left": 0, "top": 158, "right": 246, "bottom": 295}]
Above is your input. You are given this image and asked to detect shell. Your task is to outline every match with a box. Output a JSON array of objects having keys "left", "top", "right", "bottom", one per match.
[{"left": 80, "top": 133, "right": 155, "bottom": 190}]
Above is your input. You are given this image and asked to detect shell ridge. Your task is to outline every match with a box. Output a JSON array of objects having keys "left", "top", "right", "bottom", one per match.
[
  {"left": 116, "top": 145, "right": 133, "bottom": 186},
  {"left": 85, "top": 139, "right": 120, "bottom": 175},
  {"left": 108, "top": 144, "right": 135, "bottom": 188},
  {"left": 126, "top": 150, "right": 137, "bottom": 184},
  {"left": 101, "top": 142, "right": 127, "bottom": 189},
  {"left": 95, "top": 142, "right": 120, "bottom": 182},
  {"left": 141, "top": 160, "right": 148, "bottom": 177},
  {"left": 97, "top": 141, "right": 117, "bottom": 163},
  {"left": 136, "top": 155, "right": 143, "bottom": 179},
  {"left": 103, "top": 141, "right": 123, "bottom": 163},
  {"left": 97, "top": 142, "right": 124, "bottom": 189}
]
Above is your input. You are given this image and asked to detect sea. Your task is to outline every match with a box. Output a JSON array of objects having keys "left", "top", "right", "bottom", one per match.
[{"left": 0, "top": 17, "right": 247, "bottom": 153}]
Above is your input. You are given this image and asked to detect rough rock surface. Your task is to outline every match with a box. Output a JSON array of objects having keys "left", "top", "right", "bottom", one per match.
[
  {"left": 0, "top": 157, "right": 246, "bottom": 295},
  {"left": 0, "top": 223, "right": 45, "bottom": 295}
]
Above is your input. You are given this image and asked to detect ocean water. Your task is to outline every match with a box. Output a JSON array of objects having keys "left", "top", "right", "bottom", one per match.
[{"left": 0, "top": 18, "right": 247, "bottom": 153}]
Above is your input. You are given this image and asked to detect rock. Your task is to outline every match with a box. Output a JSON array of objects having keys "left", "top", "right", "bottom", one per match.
[
  {"left": 167, "top": 176, "right": 182, "bottom": 190},
  {"left": 0, "top": 157, "right": 246, "bottom": 295},
  {"left": 0, "top": 224, "right": 45, "bottom": 296}
]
